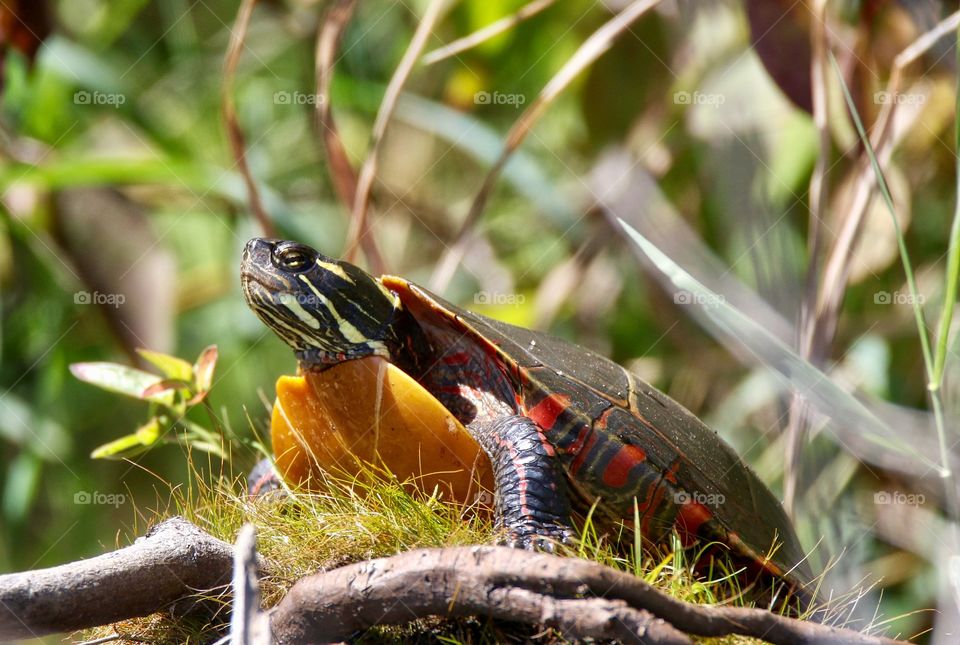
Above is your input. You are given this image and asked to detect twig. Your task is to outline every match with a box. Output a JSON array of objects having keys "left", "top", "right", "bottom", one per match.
[
  {"left": 344, "top": 0, "right": 448, "bottom": 268},
  {"left": 230, "top": 524, "right": 269, "bottom": 645},
  {"left": 313, "top": 0, "right": 386, "bottom": 271},
  {"left": 269, "top": 546, "right": 907, "bottom": 645},
  {"left": 429, "top": 0, "right": 661, "bottom": 292},
  {"left": 222, "top": 0, "right": 276, "bottom": 238},
  {"left": 0, "top": 517, "right": 237, "bottom": 640},
  {"left": 74, "top": 636, "right": 124, "bottom": 645},
  {"left": 421, "top": 0, "right": 557, "bottom": 66}
]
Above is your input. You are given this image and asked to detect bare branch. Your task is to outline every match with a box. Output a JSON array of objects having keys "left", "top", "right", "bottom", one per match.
[
  {"left": 0, "top": 517, "right": 236, "bottom": 641},
  {"left": 269, "top": 546, "right": 907, "bottom": 645},
  {"left": 421, "top": 0, "right": 557, "bottom": 66},
  {"left": 0, "top": 523, "right": 906, "bottom": 644}
]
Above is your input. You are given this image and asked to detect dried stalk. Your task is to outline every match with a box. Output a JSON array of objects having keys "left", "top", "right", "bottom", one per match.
[
  {"left": 429, "top": 0, "right": 662, "bottom": 292},
  {"left": 222, "top": 0, "right": 276, "bottom": 238}
]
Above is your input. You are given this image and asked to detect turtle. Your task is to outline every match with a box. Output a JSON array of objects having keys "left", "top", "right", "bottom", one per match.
[{"left": 240, "top": 237, "right": 814, "bottom": 597}]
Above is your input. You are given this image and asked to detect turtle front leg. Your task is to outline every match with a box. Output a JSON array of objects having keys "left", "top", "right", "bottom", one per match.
[{"left": 473, "top": 414, "right": 575, "bottom": 551}]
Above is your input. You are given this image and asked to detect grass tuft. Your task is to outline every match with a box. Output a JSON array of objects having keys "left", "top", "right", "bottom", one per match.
[{"left": 76, "top": 456, "right": 896, "bottom": 644}]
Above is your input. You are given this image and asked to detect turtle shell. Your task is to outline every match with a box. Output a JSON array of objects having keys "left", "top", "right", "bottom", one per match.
[{"left": 382, "top": 276, "right": 812, "bottom": 586}]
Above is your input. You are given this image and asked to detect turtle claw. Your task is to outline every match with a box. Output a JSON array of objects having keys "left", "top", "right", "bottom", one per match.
[{"left": 502, "top": 521, "right": 575, "bottom": 553}]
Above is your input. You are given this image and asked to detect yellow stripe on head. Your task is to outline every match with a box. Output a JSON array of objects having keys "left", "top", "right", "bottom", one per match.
[
  {"left": 316, "top": 258, "right": 353, "bottom": 282},
  {"left": 297, "top": 274, "right": 370, "bottom": 344},
  {"left": 278, "top": 293, "right": 321, "bottom": 329}
]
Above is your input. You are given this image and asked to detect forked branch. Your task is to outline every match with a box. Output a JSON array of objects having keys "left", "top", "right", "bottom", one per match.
[
  {"left": 270, "top": 546, "right": 909, "bottom": 645},
  {"left": 0, "top": 520, "right": 909, "bottom": 645}
]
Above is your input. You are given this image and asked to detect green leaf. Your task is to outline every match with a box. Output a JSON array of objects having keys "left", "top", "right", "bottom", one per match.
[
  {"left": 193, "top": 344, "right": 218, "bottom": 392},
  {"left": 142, "top": 378, "right": 191, "bottom": 399},
  {"left": 2, "top": 452, "right": 42, "bottom": 524},
  {"left": 180, "top": 419, "right": 225, "bottom": 458},
  {"left": 136, "top": 348, "right": 194, "bottom": 381},
  {"left": 91, "top": 417, "right": 162, "bottom": 459},
  {"left": 135, "top": 417, "right": 162, "bottom": 444},
  {"left": 70, "top": 362, "right": 174, "bottom": 404}
]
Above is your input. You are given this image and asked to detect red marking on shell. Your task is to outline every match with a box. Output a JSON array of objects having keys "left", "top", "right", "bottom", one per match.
[
  {"left": 664, "top": 458, "right": 681, "bottom": 485},
  {"left": 601, "top": 444, "right": 647, "bottom": 488},
  {"left": 526, "top": 393, "right": 569, "bottom": 431},
  {"left": 566, "top": 424, "right": 592, "bottom": 457},
  {"left": 569, "top": 431, "right": 598, "bottom": 477},
  {"left": 443, "top": 351, "right": 470, "bottom": 366},
  {"left": 676, "top": 500, "right": 713, "bottom": 546},
  {"left": 637, "top": 481, "right": 667, "bottom": 536}
]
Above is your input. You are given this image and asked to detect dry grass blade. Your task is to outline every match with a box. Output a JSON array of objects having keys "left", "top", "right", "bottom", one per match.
[
  {"left": 785, "top": 0, "right": 830, "bottom": 518},
  {"left": 802, "top": 0, "right": 830, "bottom": 355},
  {"left": 421, "top": 0, "right": 557, "bottom": 66},
  {"left": 814, "top": 10, "right": 960, "bottom": 356},
  {"left": 344, "top": 0, "right": 448, "bottom": 268},
  {"left": 429, "top": 0, "right": 661, "bottom": 293},
  {"left": 222, "top": 0, "right": 276, "bottom": 238}
]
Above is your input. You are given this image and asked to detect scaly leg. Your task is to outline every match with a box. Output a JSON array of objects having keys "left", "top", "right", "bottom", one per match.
[{"left": 473, "top": 414, "right": 574, "bottom": 551}]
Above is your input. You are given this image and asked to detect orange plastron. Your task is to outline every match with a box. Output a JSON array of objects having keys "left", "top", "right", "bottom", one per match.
[{"left": 270, "top": 356, "right": 494, "bottom": 504}]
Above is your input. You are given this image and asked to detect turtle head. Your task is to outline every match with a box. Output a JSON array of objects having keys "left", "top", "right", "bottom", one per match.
[{"left": 241, "top": 238, "right": 413, "bottom": 369}]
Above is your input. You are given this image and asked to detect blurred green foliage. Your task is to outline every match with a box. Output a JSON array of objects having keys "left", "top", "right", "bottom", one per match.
[{"left": 0, "top": 0, "right": 957, "bottom": 640}]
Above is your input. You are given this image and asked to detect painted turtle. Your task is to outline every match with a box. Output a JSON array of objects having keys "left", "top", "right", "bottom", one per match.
[{"left": 241, "top": 238, "right": 813, "bottom": 594}]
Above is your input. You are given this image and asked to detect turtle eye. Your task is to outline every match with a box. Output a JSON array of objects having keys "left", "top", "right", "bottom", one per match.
[{"left": 274, "top": 244, "right": 314, "bottom": 273}]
